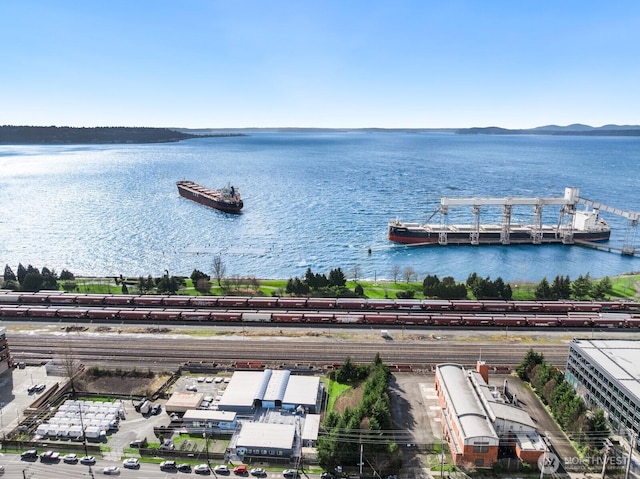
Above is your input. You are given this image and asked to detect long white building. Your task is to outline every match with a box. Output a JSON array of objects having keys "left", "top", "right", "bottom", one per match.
[{"left": 565, "top": 338, "right": 640, "bottom": 437}]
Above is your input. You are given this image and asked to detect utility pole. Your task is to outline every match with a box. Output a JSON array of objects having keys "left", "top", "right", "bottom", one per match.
[
  {"left": 625, "top": 430, "right": 637, "bottom": 479},
  {"left": 359, "top": 443, "right": 363, "bottom": 476},
  {"left": 600, "top": 439, "right": 610, "bottom": 479}
]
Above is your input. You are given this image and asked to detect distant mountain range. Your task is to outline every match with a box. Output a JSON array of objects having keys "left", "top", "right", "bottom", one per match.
[{"left": 456, "top": 124, "right": 640, "bottom": 136}]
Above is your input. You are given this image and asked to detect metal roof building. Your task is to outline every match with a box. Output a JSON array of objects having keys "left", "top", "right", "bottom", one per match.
[
  {"left": 234, "top": 422, "right": 297, "bottom": 460},
  {"left": 566, "top": 338, "right": 640, "bottom": 437},
  {"left": 435, "top": 362, "right": 544, "bottom": 468},
  {"left": 218, "top": 370, "right": 320, "bottom": 414}
]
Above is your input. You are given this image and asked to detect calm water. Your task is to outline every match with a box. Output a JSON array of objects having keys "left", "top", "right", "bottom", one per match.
[{"left": 1, "top": 131, "right": 640, "bottom": 283}]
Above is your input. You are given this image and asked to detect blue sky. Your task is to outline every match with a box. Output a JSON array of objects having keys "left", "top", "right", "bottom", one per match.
[{"left": 1, "top": 1, "right": 639, "bottom": 129}]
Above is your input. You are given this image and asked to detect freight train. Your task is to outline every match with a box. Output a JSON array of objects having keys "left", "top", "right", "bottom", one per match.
[
  {"left": 2, "top": 290, "right": 640, "bottom": 312},
  {"left": 1, "top": 290, "right": 640, "bottom": 328}
]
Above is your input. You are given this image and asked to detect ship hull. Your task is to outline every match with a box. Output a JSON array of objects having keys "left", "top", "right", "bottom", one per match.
[
  {"left": 388, "top": 223, "right": 611, "bottom": 245},
  {"left": 177, "top": 181, "right": 243, "bottom": 214}
]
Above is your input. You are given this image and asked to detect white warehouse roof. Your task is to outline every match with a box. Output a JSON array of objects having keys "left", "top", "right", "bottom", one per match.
[{"left": 236, "top": 422, "right": 296, "bottom": 451}]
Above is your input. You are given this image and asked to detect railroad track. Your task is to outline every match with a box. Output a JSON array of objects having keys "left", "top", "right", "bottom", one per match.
[{"left": 8, "top": 330, "right": 571, "bottom": 370}]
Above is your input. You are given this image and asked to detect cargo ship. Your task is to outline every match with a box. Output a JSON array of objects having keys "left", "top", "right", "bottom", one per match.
[
  {"left": 176, "top": 180, "right": 243, "bottom": 214},
  {"left": 388, "top": 187, "right": 612, "bottom": 246}
]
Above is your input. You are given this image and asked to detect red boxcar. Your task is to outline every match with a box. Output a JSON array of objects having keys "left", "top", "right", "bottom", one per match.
[
  {"left": 75, "top": 294, "right": 108, "bottom": 305},
  {"left": 86, "top": 308, "right": 121, "bottom": 320},
  {"left": 162, "top": 296, "right": 192, "bottom": 307},
  {"left": 180, "top": 310, "right": 211, "bottom": 321},
  {"left": 276, "top": 297, "right": 308, "bottom": 308},
  {"left": 247, "top": 297, "right": 279, "bottom": 308},
  {"left": 364, "top": 314, "right": 397, "bottom": 324}
]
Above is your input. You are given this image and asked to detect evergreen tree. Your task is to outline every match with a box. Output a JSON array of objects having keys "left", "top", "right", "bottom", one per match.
[
  {"left": 571, "top": 273, "right": 592, "bottom": 299},
  {"left": 4, "top": 264, "right": 16, "bottom": 282},
  {"left": 516, "top": 348, "right": 545, "bottom": 380},
  {"left": 22, "top": 271, "right": 44, "bottom": 292},
  {"left": 535, "top": 277, "right": 552, "bottom": 299},
  {"left": 328, "top": 268, "right": 346, "bottom": 288},
  {"left": 552, "top": 275, "right": 571, "bottom": 299},
  {"left": 59, "top": 269, "right": 75, "bottom": 281},
  {"left": 17, "top": 263, "right": 27, "bottom": 284},
  {"left": 41, "top": 267, "right": 58, "bottom": 290}
]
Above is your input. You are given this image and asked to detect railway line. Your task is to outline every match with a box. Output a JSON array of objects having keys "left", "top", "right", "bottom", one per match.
[
  {"left": 2, "top": 290, "right": 640, "bottom": 328},
  {"left": 8, "top": 326, "right": 574, "bottom": 371},
  {"left": 5, "top": 290, "right": 638, "bottom": 371}
]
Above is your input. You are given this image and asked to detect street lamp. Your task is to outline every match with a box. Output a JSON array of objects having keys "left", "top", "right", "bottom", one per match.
[{"left": 203, "top": 430, "right": 210, "bottom": 468}]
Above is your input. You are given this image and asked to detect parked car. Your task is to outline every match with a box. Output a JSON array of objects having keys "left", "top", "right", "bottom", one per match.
[
  {"left": 178, "top": 463, "right": 192, "bottom": 472},
  {"left": 20, "top": 450, "right": 38, "bottom": 460},
  {"left": 234, "top": 465, "right": 248, "bottom": 475},
  {"left": 159, "top": 439, "right": 175, "bottom": 450},
  {"left": 63, "top": 453, "right": 78, "bottom": 464},
  {"left": 80, "top": 456, "right": 96, "bottom": 465},
  {"left": 0, "top": 464, "right": 4, "bottom": 474},
  {"left": 321, "top": 473, "right": 336, "bottom": 479},
  {"left": 160, "top": 461, "right": 178, "bottom": 471},
  {"left": 40, "top": 450, "right": 60, "bottom": 462},
  {"left": 129, "top": 438, "right": 147, "bottom": 448},
  {"left": 103, "top": 466, "right": 120, "bottom": 475},
  {"left": 251, "top": 468, "right": 266, "bottom": 476},
  {"left": 194, "top": 463, "right": 211, "bottom": 474},
  {"left": 122, "top": 458, "right": 140, "bottom": 469},
  {"left": 186, "top": 384, "right": 198, "bottom": 391},
  {"left": 214, "top": 465, "right": 230, "bottom": 474},
  {"left": 151, "top": 404, "right": 162, "bottom": 415},
  {"left": 283, "top": 469, "right": 299, "bottom": 478}
]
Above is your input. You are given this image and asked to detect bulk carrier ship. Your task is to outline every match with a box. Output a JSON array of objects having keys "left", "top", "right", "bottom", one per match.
[
  {"left": 176, "top": 180, "right": 243, "bottom": 214},
  {"left": 388, "top": 187, "right": 612, "bottom": 246}
]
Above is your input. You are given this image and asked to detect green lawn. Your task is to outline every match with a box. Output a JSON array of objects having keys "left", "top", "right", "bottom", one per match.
[
  {"left": 69, "top": 273, "right": 640, "bottom": 301},
  {"left": 325, "top": 378, "right": 352, "bottom": 412}
]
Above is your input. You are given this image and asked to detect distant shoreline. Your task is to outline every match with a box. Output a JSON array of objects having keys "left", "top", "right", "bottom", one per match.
[
  {"left": 3, "top": 124, "right": 640, "bottom": 144},
  {"left": 0, "top": 125, "right": 245, "bottom": 145}
]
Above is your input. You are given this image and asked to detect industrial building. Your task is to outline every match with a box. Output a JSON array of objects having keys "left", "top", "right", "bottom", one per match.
[
  {"left": 435, "top": 362, "right": 545, "bottom": 468},
  {"left": 167, "top": 369, "right": 323, "bottom": 463},
  {"left": 0, "top": 326, "right": 10, "bottom": 374},
  {"left": 165, "top": 391, "right": 204, "bottom": 413},
  {"left": 218, "top": 369, "right": 321, "bottom": 414},
  {"left": 565, "top": 338, "right": 640, "bottom": 437},
  {"left": 233, "top": 422, "right": 297, "bottom": 460},
  {"left": 181, "top": 410, "right": 237, "bottom": 433}
]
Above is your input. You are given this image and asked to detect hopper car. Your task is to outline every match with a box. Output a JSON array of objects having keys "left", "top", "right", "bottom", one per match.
[{"left": 1, "top": 290, "right": 639, "bottom": 328}]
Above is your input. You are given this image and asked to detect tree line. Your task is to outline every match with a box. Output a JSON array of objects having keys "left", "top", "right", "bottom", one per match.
[
  {"left": 2, "top": 260, "right": 615, "bottom": 302},
  {"left": 318, "top": 354, "right": 400, "bottom": 475},
  {"left": 516, "top": 349, "right": 609, "bottom": 455},
  {"left": 2, "top": 263, "right": 75, "bottom": 292}
]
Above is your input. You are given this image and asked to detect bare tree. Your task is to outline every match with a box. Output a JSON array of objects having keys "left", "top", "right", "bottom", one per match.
[
  {"left": 352, "top": 264, "right": 361, "bottom": 283},
  {"left": 60, "top": 348, "right": 83, "bottom": 395},
  {"left": 402, "top": 266, "right": 417, "bottom": 283},
  {"left": 391, "top": 264, "right": 400, "bottom": 283},
  {"left": 212, "top": 255, "right": 226, "bottom": 287}
]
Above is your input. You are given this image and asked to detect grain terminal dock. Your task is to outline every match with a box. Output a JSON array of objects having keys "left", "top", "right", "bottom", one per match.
[{"left": 389, "top": 187, "right": 640, "bottom": 254}]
